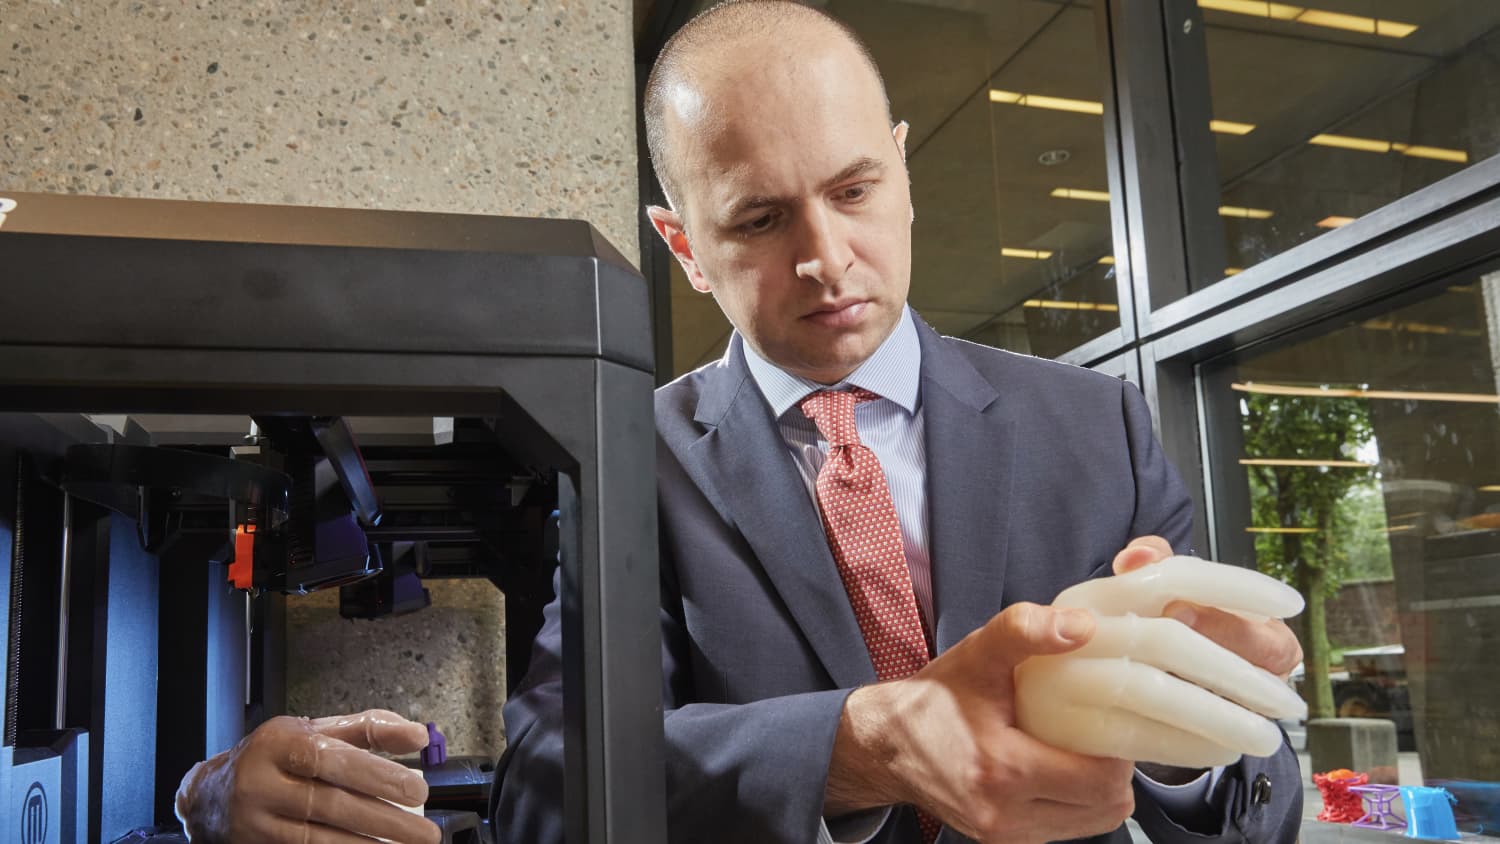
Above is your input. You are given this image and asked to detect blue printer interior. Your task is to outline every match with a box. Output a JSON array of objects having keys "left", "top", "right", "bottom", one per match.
[{"left": 1, "top": 413, "right": 555, "bottom": 844}]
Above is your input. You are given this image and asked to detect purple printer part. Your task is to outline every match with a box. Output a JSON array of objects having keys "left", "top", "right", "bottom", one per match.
[{"left": 421, "top": 722, "right": 448, "bottom": 769}]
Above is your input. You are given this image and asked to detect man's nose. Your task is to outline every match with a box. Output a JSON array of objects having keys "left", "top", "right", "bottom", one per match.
[{"left": 793, "top": 205, "right": 853, "bottom": 286}]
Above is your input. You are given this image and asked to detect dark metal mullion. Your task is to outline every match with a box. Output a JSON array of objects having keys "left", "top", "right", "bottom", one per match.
[
  {"left": 1144, "top": 195, "right": 1500, "bottom": 564},
  {"left": 1140, "top": 341, "right": 1213, "bottom": 556},
  {"left": 1056, "top": 326, "right": 1130, "bottom": 368},
  {"left": 1151, "top": 193, "right": 1500, "bottom": 360},
  {"left": 1096, "top": 0, "right": 1138, "bottom": 348},
  {"left": 1106, "top": 0, "right": 1215, "bottom": 555},
  {"left": 1145, "top": 154, "right": 1500, "bottom": 337},
  {"left": 1107, "top": 0, "right": 1194, "bottom": 318},
  {"left": 1161, "top": 0, "right": 1230, "bottom": 289},
  {"left": 1089, "top": 347, "right": 1143, "bottom": 388},
  {"left": 1195, "top": 357, "right": 1255, "bottom": 565},
  {"left": 1044, "top": 0, "right": 1148, "bottom": 366}
]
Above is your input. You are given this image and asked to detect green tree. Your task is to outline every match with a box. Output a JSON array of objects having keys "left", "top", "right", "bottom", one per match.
[{"left": 1242, "top": 391, "right": 1374, "bottom": 718}]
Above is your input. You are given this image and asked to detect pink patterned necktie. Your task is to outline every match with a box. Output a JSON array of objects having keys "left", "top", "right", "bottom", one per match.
[{"left": 799, "top": 388, "right": 942, "bottom": 844}]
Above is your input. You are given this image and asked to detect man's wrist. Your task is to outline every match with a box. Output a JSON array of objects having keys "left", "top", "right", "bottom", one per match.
[{"left": 825, "top": 682, "right": 910, "bottom": 816}]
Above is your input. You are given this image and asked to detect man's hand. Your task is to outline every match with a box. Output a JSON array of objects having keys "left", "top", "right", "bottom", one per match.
[
  {"left": 175, "top": 709, "right": 441, "bottom": 844},
  {"left": 1112, "top": 536, "right": 1303, "bottom": 681},
  {"left": 826, "top": 602, "right": 1138, "bottom": 844}
]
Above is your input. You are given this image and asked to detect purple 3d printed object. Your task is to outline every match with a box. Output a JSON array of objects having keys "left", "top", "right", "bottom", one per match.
[
  {"left": 1350, "top": 784, "right": 1406, "bottom": 831},
  {"left": 421, "top": 722, "right": 448, "bottom": 769}
]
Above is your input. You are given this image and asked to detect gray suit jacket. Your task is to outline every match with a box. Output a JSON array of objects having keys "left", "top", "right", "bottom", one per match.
[{"left": 493, "top": 315, "right": 1302, "bottom": 843}]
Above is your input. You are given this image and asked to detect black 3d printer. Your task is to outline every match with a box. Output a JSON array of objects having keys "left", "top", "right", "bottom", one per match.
[{"left": 0, "top": 192, "right": 666, "bottom": 843}]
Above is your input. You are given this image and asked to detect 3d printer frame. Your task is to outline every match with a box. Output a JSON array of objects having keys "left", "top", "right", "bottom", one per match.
[{"left": 0, "top": 192, "right": 666, "bottom": 843}]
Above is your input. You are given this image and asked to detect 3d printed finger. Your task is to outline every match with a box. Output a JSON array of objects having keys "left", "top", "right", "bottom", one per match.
[
  {"left": 1016, "top": 656, "right": 1285, "bottom": 762},
  {"left": 1053, "top": 555, "right": 1304, "bottom": 619},
  {"left": 1013, "top": 694, "right": 1243, "bottom": 769},
  {"left": 1013, "top": 556, "right": 1304, "bottom": 768},
  {"left": 1072, "top": 615, "right": 1307, "bottom": 721}
]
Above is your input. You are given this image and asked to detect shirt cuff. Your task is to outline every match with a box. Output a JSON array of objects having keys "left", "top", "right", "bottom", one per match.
[
  {"left": 1135, "top": 765, "right": 1226, "bottom": 831},
  {"left": 818, "top": 807, "right": 892, "bottom": 844}
]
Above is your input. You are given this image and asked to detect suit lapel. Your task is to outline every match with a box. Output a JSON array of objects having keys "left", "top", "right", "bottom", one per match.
[
  {"left": 682, "top": 337, "right": 876, "bottom": 689},
  {"left": 914, "top": 318, "right": 1018, "bottom": 654}
]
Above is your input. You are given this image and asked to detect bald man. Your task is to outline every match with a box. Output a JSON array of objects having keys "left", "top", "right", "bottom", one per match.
[
  {"left": 175, "top": 2, "right": 1303, "bottom": 843},
  {"left": 494, "top": 2, "right": 1303, "bottom": 844}
]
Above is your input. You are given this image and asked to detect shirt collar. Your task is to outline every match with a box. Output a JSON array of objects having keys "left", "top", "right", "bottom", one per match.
[{"left": 743, "top": 305, "right": 921, "bottom": 419}]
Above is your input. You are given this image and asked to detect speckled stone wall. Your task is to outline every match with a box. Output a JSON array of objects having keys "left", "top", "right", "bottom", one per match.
[{"left": 1, "top": 0, "right": 638, "bottom": 759}]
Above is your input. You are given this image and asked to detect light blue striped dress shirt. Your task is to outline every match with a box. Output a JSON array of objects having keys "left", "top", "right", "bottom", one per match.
[{"left": 742, "top": 306, "right": 935, "bottom": 635}]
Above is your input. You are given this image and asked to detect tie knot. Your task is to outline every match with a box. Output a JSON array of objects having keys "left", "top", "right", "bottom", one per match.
[{"left": 798, "top": 388, "right": 880, "bottom": 447}]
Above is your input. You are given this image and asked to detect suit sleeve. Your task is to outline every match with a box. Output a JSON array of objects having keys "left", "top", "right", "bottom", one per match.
[
  {"left": 490, "top": 496, "right": 853, "bottom": 844},
  {"left": 1119, "top": 380, "right": 1304, "bottom": 844}
]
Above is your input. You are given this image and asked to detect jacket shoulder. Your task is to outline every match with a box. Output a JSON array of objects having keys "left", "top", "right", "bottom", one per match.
[{"left": 941, "top": 335, "right": 1126, "bottom": 400}]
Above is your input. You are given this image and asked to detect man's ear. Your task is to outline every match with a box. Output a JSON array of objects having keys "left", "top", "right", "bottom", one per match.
[
  {"left": 892, "top": 121, "right": 914, "bottom": 223},
  {"left": 646, "top": 205, "right": 712, "bottom": 293}
]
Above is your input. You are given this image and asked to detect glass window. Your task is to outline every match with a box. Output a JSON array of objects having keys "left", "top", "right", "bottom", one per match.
[
  {"left": 665, "top": 0, "right": 1119, "bottom": 377},
  {"left": 1205, "top": 266, "right": 1500, "bottom": 834},
  {"left": 1182, "top": 1, "right": 1500, "bottom": 286}
]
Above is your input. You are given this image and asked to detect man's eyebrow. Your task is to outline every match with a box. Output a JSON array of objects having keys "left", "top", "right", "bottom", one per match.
[
  {"left": 723, "top": 193, "right": 786, "bottom": 223},
  {"left": 821, "top": 157, "right": 885, "bottom": 191},
  {"left": 720, "top": 157, "right": 888, "bottom": 224}
]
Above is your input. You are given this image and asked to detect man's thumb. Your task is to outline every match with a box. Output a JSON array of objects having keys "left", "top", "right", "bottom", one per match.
[{"left": 990, "top": 603, "right": 1096, "bottom": 667}]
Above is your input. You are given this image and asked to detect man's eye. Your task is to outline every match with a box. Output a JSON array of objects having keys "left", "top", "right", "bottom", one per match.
[
  {"left": 841, "top": 184, "right": 870, "bottom": 202},
  {"left": 742, "top": 212, "right": 778, "bottom": 233}
]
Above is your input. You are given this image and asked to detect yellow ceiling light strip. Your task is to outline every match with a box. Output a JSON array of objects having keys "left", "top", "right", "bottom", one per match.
[
  {"left": 1311, "top": 134, "right": 1468, "bottom": 163},
  {"left": 1310, "top": 134, "right": 1392, "bottom": 153},
  {"left": 1001, "top": 247, "right": 1053, "bottom": 260},
  {"left": 1317, "top": 215, "right": 1356, "bottom": 229},
  {"left": 1232, "top": 382, "right": 1500, "bottom": 404},
  {"left": 1197, "top": 0, "right": 1417, "bottom": 39},
  {"left": 1210, "top": 119, "right": 1256, "bottom": 135},
  {"left": 1098, "top": 256, "right": 1116, "bottom": 265},
  {"left": 1361, "top": 318, "right": 1483, "bottom": 338},
  {"left": 1480, "top": 485, "right": 1500, "bottom": 492},
  {"left": 1023, "top": 300, "right": 1120, "bottom": 312},
  {"left": 1245, "top": 526, "right": 1319, "bottom": 534},
  {"left": 1296, "top": 9, "right": 1418, "bottom": 38},
  {"left": 1395, "top": 144, "right": 1469, "bottom": 163},
  {"left": 989, "top": 89, "right": 1103, "bottom": 115},
  {"left": 1220, "top": 205, "right": 1274, "bottom": 219},
  {"left": 993, "top": 91, "right": 1254, "bottom": 133},
  {"left": 1239, "top": 458, "right": 1375, "bottom": 468},
  {"left": 1053, "top": 188, "right": 1274, "bottom": 220},
  {"left": 1224, "top": 267, "right": 1244, "bottom": 275},
  {"left": 1050, "top": 188, "right": 1112, "bottom": 202}
]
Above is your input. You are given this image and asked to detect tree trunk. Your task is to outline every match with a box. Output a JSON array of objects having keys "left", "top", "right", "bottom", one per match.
[{"left": 1299, "top": 563, "right": 1334, "bottom": 719}]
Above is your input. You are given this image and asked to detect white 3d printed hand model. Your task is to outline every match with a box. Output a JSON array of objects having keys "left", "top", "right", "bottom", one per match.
[{"left": 1014, "top": 555, "right": 1308, "bottom": 768}]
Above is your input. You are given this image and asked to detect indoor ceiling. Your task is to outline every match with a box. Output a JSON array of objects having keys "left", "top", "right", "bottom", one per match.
[{"left": 653, "top": 0, "right": 1500, "bottom": 377}]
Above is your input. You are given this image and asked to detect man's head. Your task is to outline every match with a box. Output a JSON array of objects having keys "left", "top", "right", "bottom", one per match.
[{"left": 645, "top": 0, "right": 914, "bottom": 385}]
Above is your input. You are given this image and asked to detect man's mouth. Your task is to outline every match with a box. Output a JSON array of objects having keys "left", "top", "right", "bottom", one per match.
[{"left": 802, "top": 300, "right": 869, "bottom": 328}]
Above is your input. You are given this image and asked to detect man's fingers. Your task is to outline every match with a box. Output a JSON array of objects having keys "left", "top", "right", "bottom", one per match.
[
  {"left": 1165, "top": 602, "right": 1303, "bottom": 678},
  {"left": 261, "top": 811, "right": 438, "bottom": 844},
  {"left": 311, "top": 710, "right": 431, "bottom": 754},
  {"left": 1110, "top": 536, "right": 1173, "bottom": 576},
  {"left": 283, "top": 733, "right": 430, "bottom": 807},
  {"left": 986, "top": 603, "right": 1096, "bottom": 668},
  {"left": 294, "top": 780, "right": 442, "bottom": 844}
]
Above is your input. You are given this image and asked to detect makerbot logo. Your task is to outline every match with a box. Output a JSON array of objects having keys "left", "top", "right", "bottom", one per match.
[
  {"left": 0, "top": 197, "right": 16, "bottom": 230},
  {"left": 21, "top": 781, "right": 47, "bottom": 844}
]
